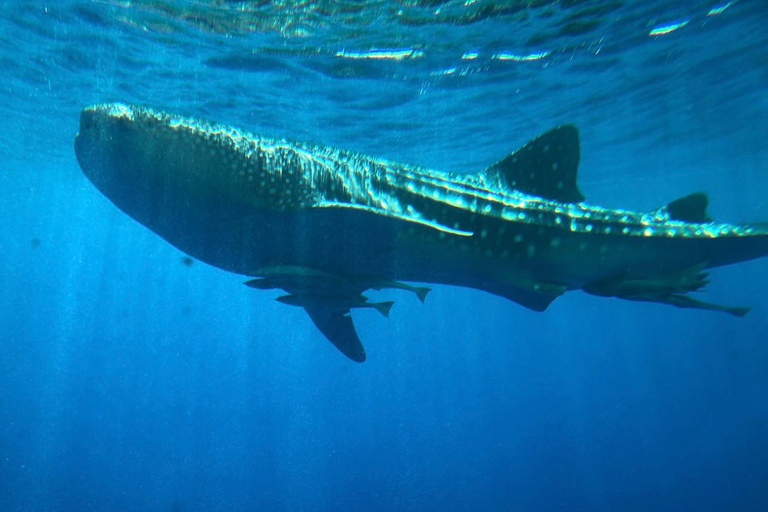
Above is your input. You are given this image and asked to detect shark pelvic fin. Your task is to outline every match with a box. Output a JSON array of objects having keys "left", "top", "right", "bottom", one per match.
[
  {"left": 483, "top": 124, "right": 584, "bottom": 203},
  {"left": 662, "top": 192, "right": 712, "bottom": 223}
]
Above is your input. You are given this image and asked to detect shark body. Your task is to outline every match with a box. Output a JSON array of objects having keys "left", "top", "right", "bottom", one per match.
[{"left": 74, "top": 103, "right": 768, "bottom": 361}]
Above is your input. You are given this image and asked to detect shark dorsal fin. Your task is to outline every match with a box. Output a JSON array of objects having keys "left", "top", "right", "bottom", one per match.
[
  {"left": 665, "top": 192, "right": 711, "bottom": 223},
  {"left": 483, "top": 124, "right": 584, "bottom": 203}
]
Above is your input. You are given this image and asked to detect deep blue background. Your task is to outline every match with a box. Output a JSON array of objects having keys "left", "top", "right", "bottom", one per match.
[{"left": 1, "top": 1, "right": 767, "bottom": 511}]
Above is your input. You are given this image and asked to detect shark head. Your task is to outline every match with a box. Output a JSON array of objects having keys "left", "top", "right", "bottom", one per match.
[
  {"left": 76, "top": 102, "right": 225, "bottom": 230},
  {"left": 76, "top": 103, "right": 249, "bottom": 215},
  {"left": 75, "top": 103, "right": 309, "bottom": 274},
  {"left": 75, "top": 103, "right": 151, "bottom": 207},
  {"left": 75, "top": 103, "right": 320, "bottom": 222}
]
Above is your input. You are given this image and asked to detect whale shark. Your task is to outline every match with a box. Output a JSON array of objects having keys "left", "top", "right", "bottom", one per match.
[{"left": 74, "top": 103, "right": 768, "bottom": 362}]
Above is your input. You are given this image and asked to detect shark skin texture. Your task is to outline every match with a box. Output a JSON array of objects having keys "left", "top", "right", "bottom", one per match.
[{"left": 74, "top": 103, "right": 768, "bottom": 362}]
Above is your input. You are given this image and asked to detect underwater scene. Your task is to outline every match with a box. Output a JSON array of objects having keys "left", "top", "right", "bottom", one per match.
[{"left": 1, "top": 1, "right": 767, "bottom": 510}]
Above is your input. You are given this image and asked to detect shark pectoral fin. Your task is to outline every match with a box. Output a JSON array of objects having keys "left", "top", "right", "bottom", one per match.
[
  {"left": 483, "top": 124, "right": 584, "bottom": 203},
  {"left": 304, "top": 306, "right": 366, "bottom": 362}
]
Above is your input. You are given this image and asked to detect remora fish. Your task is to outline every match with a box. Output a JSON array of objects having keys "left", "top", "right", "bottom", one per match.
[{"left": 74, "top": 103, "right": 768, "bottom": 362}]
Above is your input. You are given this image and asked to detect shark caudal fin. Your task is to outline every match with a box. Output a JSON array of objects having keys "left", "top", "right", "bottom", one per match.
[{"left": 483, "top": 124, "right": 584, "bottom": 203}]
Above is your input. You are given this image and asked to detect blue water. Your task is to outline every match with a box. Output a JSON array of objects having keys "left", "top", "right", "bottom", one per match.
[{"left": 2, "top": 1, "right": 768, "bottom": 510}]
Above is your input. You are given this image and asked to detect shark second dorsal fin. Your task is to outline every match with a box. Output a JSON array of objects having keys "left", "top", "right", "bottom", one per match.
[
  {"left": 664, "top": 192, "right": 712, "bottom": 223},
  {"left": 483, "top": 124, "right": 584, "bottom": 203}
]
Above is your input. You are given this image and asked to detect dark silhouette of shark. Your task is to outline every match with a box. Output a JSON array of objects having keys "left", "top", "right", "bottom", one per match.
[{"left": 75, "top": 103, "right": 768, "bottom": 362}]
